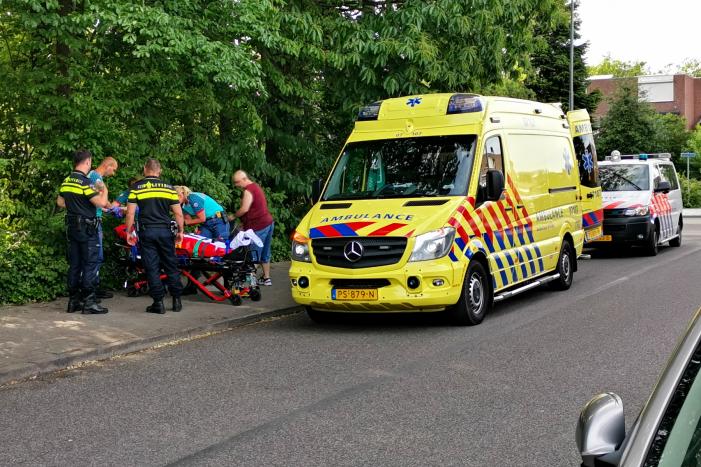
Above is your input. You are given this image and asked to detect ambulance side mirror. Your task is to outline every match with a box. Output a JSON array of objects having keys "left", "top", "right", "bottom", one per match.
[
  {"left": 311, "top": 179, "right": 324, "bottom": 204},
  {"left": 655, "top": 181, "right": 671, "bottom": 193},
  {"left": 486, "top": 169, "right": 504, "bottom": 201}
]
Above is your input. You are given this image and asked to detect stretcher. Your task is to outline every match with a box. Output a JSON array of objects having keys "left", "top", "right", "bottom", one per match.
[{"left": 114, "top": 224, "right": 261, "bottom": 306}]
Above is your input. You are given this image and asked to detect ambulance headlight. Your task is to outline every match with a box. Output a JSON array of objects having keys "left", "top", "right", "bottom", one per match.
[
  {"left": 409, "top": 227, "right": 455, "bottom": 262},
  {"left": 291, "top": 231, "right": 311, "bottom": 262},
  {"left": 623, "top": 206, "right": 649, "bottom": 216}
]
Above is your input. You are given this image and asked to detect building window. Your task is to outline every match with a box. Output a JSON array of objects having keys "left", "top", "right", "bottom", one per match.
[{"left": 638, "top": 75, "right": 674, "bottom": 103}]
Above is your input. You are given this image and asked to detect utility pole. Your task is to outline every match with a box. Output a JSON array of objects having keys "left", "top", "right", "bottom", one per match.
[{"left": 569, "top": 0, "right": 575, "bottom": 111}]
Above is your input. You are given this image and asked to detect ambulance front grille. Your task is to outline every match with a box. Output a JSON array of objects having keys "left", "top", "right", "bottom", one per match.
[{"left": 312, "top": 237, "right": 407, "bottom": 269}]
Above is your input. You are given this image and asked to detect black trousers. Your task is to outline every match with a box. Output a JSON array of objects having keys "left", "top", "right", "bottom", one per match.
[
  {"left": 139, "top": 227, "right": 182, "bottom": 300},
  {"left": 66, "top": 222, "right": 100, "bottom": 296}
]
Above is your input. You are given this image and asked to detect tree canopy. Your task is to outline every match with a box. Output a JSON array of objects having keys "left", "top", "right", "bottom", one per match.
[
  {"left": 525, "top": 0, "right": 600, "bottom": 113},
  {"left": 0, "top": 0, "right": 567, "bottom": 304},
  {"left": 587, "top": 54, "right": 649, "bottom": 78}
]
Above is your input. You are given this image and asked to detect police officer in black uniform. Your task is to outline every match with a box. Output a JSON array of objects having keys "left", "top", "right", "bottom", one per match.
[
  {"left": 125, "top": 158, "right": 184, "bottom": 314},
  {"left": 56, "top": 149, "right": 109, "bottom": 314}
]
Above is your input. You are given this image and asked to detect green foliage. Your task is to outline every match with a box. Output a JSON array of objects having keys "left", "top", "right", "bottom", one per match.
[
  {"left": 682, "top": 125, "right": 701, "bottom": 179},
  {"left": 596, "top": 86, "right": 663, "bottom": 158},
  {"left": 680, "top": 176, "right": 701, "bottom": 208},
  {"left": 653, "top": 113, "right": 691, "bottom": 167},
  {"left": 0, "top": 214, "right": 67, "bottom": 305},
  {"left": 525, "top": 0, "right": 600, "bottom": 113},
  {"left": 678, "top": 58, "right": 701, "bottom": 78},
  {"left": 588, "top": 54, "right": 649, "bottom": 78},
  {"left": 0, "top": 0, "right": 562, "bottom": 304}
]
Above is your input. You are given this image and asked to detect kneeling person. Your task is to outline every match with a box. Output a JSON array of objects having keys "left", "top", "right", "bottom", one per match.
[{"left": 175, "top": 186, "right": 229, "bottom": 241}]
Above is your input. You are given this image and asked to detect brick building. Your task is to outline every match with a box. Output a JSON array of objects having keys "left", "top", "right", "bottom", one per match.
[{"left": 587, "top": 74, "right": 701, "bottom": 129}]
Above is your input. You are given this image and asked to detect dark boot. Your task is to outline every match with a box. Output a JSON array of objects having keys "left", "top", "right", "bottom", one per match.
[
  {"left": 67, "top": 295, "right": 83, "bottom": 313},
  {"left": 172, "top": 296, "right": 182, "bottom": 312},
  {"left": 82, "top": 293, "right": 108, "bottom": 314},
  {"left": 146, "top": 300, "right": 166, "bottom": 314}
]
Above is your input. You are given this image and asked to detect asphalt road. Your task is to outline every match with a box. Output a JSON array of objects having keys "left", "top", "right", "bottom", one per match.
[{"left": 3, "top": 220, "right": 701, "bottom": 466}]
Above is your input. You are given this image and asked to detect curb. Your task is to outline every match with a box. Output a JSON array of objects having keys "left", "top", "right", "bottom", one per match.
[{"left": 0, "top": 306, "right": 302, "bottom": 387}]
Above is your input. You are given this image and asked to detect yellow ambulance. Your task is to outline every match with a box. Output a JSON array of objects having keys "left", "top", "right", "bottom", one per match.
[
  {"left": 289, "top": 93, "right": 589, "bottom": 325},
  {"left": 567, "top": 109, "right": 603, "bottom": 242}
]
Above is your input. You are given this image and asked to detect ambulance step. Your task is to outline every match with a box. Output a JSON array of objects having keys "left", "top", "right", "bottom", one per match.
[{"left": 493, "top": 273, "right": 561, "bottom": 302}]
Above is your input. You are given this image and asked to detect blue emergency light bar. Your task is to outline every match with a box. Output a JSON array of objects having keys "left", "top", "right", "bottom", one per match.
[
  {"left": 605, "top": 152, "right": 671, "bottom": 161},
  {"left": 447, "top": 94, "right": 483, "bottom": 115},
  {"left": 357, "top": 101, "right": 381, "bottom": 121}
]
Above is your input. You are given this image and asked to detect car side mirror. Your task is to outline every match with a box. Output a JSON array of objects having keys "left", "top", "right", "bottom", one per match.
[
  {"left": 311, "top": 179, "right": 324, "bottom": 204},
  {"left": 486, "top": 169, "right": 504, "bottom": 201},
  {"left": 655, "top": 181, "right": 671, "bottom": 193},
  {"left": 576, "top": 393, "right": 626, "bottom": 467}
]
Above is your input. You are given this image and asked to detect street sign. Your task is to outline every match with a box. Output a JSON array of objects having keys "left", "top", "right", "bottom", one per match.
[{"left": 681, "top": 152, "right": 697, "bottom": 158}]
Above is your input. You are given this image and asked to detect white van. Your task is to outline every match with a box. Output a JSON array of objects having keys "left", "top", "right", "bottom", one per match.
[{"left": 593, "top": 153, "right": 682, "bottom": 255}]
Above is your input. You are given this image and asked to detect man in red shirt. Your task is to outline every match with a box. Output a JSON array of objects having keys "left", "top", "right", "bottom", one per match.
[{"left": 230, "top": 170, "right": 275, "bottom": 285}]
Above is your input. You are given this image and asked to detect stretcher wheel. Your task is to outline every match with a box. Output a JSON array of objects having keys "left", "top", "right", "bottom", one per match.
[
  {"left": 249, "top": 288, "right": 261, "bottom": 302},
  {"left": 229, "top": 295, "right": 242, "bottom": 306}
]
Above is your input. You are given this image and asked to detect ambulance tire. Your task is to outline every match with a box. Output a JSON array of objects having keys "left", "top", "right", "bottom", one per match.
[
  {"left": 306, "top": 307, "right": 335, "bottom": 324},
  {"left": 669, "top": 218, "right": 682, "bottom": 247},
  {"left": 450, "top": 261, "right": 491, "bottom": 326},
  {"left": 549, "top": 240, "right": 574, "bottom": 291},
  {"left": 645, "top": 226, "right": 659, "bottom": 257}
]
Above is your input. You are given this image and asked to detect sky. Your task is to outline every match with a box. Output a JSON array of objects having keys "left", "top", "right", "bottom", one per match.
[{"left": 578, "top": 0, "right": 701, "bottom": 73}]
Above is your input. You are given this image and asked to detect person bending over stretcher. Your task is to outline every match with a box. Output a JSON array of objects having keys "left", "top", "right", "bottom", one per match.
[{"left": 175, "top": 186, "right": 230, "bottom": 241}]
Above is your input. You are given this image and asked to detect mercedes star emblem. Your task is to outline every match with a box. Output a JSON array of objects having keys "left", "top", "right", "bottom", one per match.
[{"left": 343, "top": 241, "right": 364, "bottom": 262}]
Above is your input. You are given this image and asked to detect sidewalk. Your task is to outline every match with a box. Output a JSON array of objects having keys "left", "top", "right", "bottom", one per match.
[
  {"left": 684, "top": 208, "right": 701, "bottom": 218},
  {"left": 0, "top": 262, "right": 300, "bottom": 386}
]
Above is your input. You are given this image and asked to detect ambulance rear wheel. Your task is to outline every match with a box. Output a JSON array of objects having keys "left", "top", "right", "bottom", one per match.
[
  {"left": 450, "top": 261, "right": 491, "bottom": 326},
  {"left": 549, "top": 240, "right": 574, "bottom": 291}
]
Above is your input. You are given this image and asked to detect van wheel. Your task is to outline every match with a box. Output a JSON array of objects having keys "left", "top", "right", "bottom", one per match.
[
  {"left": 645, "top": 227, "right": 659, "bottom": 256},
  {"left": 669, "top": 219, "right": 682, "bottom": 247},
  {"left": 449, "top": 261, "right": 491, "bottom": 326},
  {"left": 306, "top": 306, "right": 334, "bottom": 324},
  {"left": 549, "top": 240, "right": 574, "bottom": 291}
]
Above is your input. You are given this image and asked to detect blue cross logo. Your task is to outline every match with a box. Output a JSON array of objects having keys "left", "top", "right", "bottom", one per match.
[
  {"left": 406, "top": 97, "right": 422, "bottom": 107},
  {"left": 583, "top": 150, "right": 594, "bottom": 174}
]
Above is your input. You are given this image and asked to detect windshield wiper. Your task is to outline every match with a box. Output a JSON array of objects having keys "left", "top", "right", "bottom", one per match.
[{"left": 611, "top": 172, "right": 643, "bottom": 191}]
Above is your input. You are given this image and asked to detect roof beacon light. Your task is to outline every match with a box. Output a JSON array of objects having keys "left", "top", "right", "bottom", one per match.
[
  {"left": 605, "top": 151, "right": 672, "bottom": 161},
  {"left": 357, "top": 101, "right": 381, "bottom": 121},
  {"left": 606, "top": 150, "right": 621, "bottom": 162},
  {"left": 447, "top": 94, "right": 482, "bottom": 115}
]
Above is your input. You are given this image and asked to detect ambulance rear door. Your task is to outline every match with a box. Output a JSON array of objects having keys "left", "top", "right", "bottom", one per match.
[{"left": 568, "top": 110, "right": 603, "bottom": 242}]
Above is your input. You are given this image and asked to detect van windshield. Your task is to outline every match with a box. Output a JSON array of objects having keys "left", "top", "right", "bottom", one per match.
[
  {"left": 323, "top": 135, "right": 477, "bottom": 200},
  {"left": 600, "top": 164, "right": 650, "bottom": 191}
]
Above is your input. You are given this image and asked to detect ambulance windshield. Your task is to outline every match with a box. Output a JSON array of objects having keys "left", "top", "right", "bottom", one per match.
[
  {"left": 323, "top": 135, "right": 477, "bottom": 200},
  {"left": 600, "top": 164, "right": 650, "bottom": 191}
]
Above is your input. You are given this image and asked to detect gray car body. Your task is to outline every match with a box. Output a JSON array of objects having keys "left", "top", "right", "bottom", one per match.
[{"left": 591, "top": 307, "right": 701, "bottom": 466}]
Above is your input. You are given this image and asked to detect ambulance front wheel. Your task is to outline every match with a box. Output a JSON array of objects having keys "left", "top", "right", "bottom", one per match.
[
  {"left": 549, "top": 240, "right": 574, "bottom": 291},
  {"left": 449, "top": 261, "right": 491, "bottom": 326}
]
